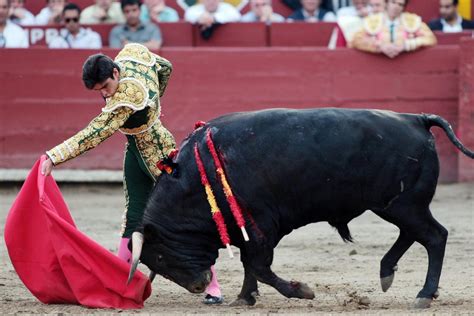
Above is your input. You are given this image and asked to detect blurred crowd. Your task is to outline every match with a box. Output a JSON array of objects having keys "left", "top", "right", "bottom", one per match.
[{"left": 0, "top": 0, "right": 473, "bottom": 57}]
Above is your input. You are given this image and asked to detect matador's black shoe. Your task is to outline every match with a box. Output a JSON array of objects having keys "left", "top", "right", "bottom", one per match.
[{"left": 203, "top": 294, "right": 223, "bottom": 305}]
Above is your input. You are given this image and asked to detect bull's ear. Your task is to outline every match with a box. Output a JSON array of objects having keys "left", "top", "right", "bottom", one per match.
[{"left": 144, "top": 224, "right": 162, "bottom": 243}]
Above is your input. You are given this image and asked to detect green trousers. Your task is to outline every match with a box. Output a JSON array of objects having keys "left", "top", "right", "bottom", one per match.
[{"left": 121, "top": 137, "right": 155, "bottom": 238}]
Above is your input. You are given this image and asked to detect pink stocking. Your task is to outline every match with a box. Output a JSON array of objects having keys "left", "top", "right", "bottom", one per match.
[
  {"left": 205, "top": 265, "right": 221, "bottom": 297},
  {"left": 117, "top": 237, "right": 132, "bottom": 264}
]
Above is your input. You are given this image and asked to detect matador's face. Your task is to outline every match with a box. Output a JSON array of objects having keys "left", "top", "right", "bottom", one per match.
[{"left": 92, "top": 67, "right": 120, "bottom": 99}]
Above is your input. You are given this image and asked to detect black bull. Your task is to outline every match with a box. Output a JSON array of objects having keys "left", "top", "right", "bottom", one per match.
[{"left": 130, "top": 108, "right": 474, "bottom": 308}]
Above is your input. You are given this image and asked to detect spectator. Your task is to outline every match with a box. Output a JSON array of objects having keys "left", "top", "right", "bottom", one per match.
[
  {"left": 35, "top": 0, "right": 65, "bottom": 25},
  {"left": 241, "top": 0, "right": 285, "bottom": 23},
  {"left": 352, "top": 0, "right": 436, "bottom": 58},
  {"left": 428, "top": 0, "right": 474, "bottom": 32},
  {"left": 282, "top": 0, "right": 336, "bottom": 12},
  {"left": 184, "top": 0, "right": 241, "bottom": 28},
  {"left": 9, "top": 0, "right": 35, "bottom": 25},
  {"left": 369, "top": 0, "right": 385, "bottom": 13},
  {"left": 287, "top": 0, "right": 337, "bottom": 22},
  {"left": 0, "top": 0, "right": 29, "bottom": 47},
  {"left": 140, "top": 0, "right": 179, "bottom": 23},
  {"left": 336, "top": 0, "right": 370, "bottom": 46},
  {"left": 109, "top": 0, "right": 162, "bottom": 49},
  {"left": 80, "top": 0, "right": 125, "bottom": 24},
  {"left": 330, "top": 0, "right": 351, "bottom": 11},
  {"left": 337, "top": 0, "right": 369, "bottom": 17},
  {"left": 49, "top": 3, "right": 102, "bottom": 49}
]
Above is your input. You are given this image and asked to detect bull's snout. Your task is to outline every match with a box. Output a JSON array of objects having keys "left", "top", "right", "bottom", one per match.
[{"left": 187, "top": 270, "right": 212, "bottom": 293}]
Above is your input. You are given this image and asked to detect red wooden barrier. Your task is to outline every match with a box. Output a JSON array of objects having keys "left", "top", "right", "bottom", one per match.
[
  {"left": 0, "top": 45, "right": 471, "bottom": 182},
  {"left": 193, "top": 22, "right": 268, "bottom": 47},
  {"left": 269, "top": 22, "right": 336, "bottom": 47},
  {"left": 458, "top": 38, "right": 474, "bottom": 181},
  {"left": 435, "top": 31, "right": 474, "bottom": 45}
]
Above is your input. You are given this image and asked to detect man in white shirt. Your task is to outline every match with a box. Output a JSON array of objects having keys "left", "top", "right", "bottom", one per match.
[
  {"left": 9, "top": 0, "right": 35, "bottom": 25},
  {"left": 49, "top": 3, "right": 102, "bottom": 49},
  {"left": 428, "top": 0, "right": 474, "bottom": 33},
  {"left": 35, "top": 0, "right": 65, "bottom": 25},
  {"left": 241, "top": 0, "right": 285, "bottom": 23},
  {"left": 287, "top": 0, "right": 337, "bottom": 22},
  {"left": 0, "top": 0, "right": 29, "bottom": 48},
  {"left": 337, "top": 0, "right": 369, "bottom": 17},
  {"left": 185, "top": 0, "right": 241, "bottom": 27},
  {"left": 80, "top": 0, "right": 125, "bottom": 24},
  {"left": 331, "top": 0, "right": 351, "bottom": 11},
  {"left": 336, "top": 0, "right": 370, "bottom": 44}
]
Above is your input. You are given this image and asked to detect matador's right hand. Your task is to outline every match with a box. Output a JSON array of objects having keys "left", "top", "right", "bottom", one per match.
[{"left": 41, "top": 158, "right": 54, "bottom": 176}]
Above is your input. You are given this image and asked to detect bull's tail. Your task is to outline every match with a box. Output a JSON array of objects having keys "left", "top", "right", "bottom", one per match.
[{"left": 423, "top": 114, "right": 474, "bottom": 159}]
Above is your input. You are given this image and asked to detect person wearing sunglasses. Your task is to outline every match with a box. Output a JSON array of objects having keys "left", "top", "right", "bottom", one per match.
[
  {"left": 49, "top": 3, "right": 102, "bottom": 49},
  {"left": 35, "top": 0, "right": 65, "bottom": 25},
  {"left": 428, "top": 0, "right": 474, "bottom": 32},
  {"left": 0, "top": 0, "right": 29, "bottom": 48}
]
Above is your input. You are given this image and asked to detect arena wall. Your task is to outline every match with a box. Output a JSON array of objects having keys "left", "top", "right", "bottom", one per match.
[{"left": 1, "top": 43, "right": 473, "bottom": 182}]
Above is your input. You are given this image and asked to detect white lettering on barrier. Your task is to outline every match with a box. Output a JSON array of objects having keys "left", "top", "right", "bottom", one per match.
[
  {"left": 26, "top": 28, "right": 61, "bottom": 45},
  {"left": 45, "top": 29, "right": 60, "bottom": 44},
  {"left": 28, "top": 28, "right": 44, "bottom": 45}
]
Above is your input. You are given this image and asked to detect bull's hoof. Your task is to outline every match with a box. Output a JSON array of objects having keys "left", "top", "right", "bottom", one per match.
[
  {"left": 380, "top": 265, "right": 397, "bottom": 292},
  {"left": 380, "top": 274, "right": 394, "bottom": 292},
  {"left": 413, "top": 297, "right": 432, "bottom": 309},
  {"left": 433, "top": 290, "right": 440, "bottom": 299},
  {"left": 230, "top": 297, "right": 256, "bottom": 306},
  {"left": 230, "top": 291, "right": 258, "bottom": 306},
  {"left": 291, "top": 281, "right": 315, "bottom": 299}
]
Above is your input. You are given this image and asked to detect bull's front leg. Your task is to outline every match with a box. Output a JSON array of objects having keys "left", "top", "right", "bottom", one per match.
[
  {"left": 230, "top": 266, "right": 259, "bottom": 306},
  {"left": 252, "top": 266, "right": 315, "bottom": 299},
  {"left": 247, "top": 246, "right": 315, "bottom": 300}
]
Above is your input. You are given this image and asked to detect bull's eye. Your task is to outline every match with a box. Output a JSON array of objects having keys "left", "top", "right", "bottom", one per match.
[{"left": 157, "top": 254, "right": 163, "bottom": 261}]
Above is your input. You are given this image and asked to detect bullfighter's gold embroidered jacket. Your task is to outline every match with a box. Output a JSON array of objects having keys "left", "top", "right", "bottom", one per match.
[
  {"left": 351, "top": 12, "right": 437, "bottom": 53},
  {"left": 46, "top": 43, "right": 176, "bottom": 179}
]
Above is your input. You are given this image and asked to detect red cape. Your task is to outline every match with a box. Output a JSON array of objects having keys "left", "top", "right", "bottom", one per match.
[{"left": 4, "top": 156, "right": 152, "bottom": 309}]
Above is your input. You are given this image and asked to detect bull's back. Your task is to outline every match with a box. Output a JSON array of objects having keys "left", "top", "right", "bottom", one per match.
[{"left": 193, "top": 108, "right": 437, "bottom": 229}]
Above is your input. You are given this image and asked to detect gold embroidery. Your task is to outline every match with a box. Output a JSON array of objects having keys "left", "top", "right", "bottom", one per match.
[
  {"left": 115, "top": 43, "right": 156, "bottom": 66},
  {"left": 102, "top": 78, "right": 148, "bottom": 112},
  {"left": 134, "top": 123, "right": 176, "bottom": 178},
  {"left": 47, "top": 45, "right": 175, "bottom": 181},
  {"left": 363, "top": 13, "right": 384, "bottom": 36},
  {"left": 401, "top": 13, "right": 421, "bottom": 34},
  {"left": 120, "top": 98, "right": 161, "bottom": 135},
  {"left": 118, "top": 60, "right": 159, "bottom": 100},
  {"left": 46, "top": 107, "right": 134, "bottom": 165}
]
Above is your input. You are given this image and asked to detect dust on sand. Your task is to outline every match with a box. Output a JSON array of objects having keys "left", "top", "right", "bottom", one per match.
[{"left": 1, "top": 182, "right": 473, "bottom": 314}]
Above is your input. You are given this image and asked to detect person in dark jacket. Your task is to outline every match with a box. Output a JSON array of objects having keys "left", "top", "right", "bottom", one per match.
[
  {"left": 428, "top": 0, "right": 474, "bottom": 32},
  {"left": 287, "top": 0, "right": 336, "bottom": 21}
]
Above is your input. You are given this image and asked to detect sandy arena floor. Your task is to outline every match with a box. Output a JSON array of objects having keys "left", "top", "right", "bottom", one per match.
[{"left": 0, "top": 182, "right": 473, "bottom": 314}]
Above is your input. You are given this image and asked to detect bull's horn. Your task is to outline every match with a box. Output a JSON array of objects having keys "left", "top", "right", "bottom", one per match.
[
  {"left": 127, "top": 232, "right": 144, "bottom": 285},
  {"left": 149, "top": 271, "right": 156, "bottom": 283}
]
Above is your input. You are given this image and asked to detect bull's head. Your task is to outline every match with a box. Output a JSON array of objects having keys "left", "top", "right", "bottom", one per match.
[{"left": 127, "top": 225, "right": 216, "bottom": 293}]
